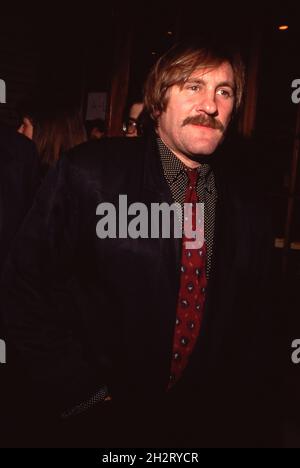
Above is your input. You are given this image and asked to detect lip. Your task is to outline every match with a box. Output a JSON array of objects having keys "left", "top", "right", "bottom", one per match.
[{"left": 190, "top": 124, "right": 213, "bottom": 130}]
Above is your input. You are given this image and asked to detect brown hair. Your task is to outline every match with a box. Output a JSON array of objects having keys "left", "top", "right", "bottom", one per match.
[
  {"left": 144, "top": 40, "right": 245, "bottom": 122},
  {"left": 33, "top": 106, "right": 87, "bottom": 167}
]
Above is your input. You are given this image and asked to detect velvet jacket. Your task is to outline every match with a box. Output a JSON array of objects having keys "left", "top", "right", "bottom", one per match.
[{"left": 1, "top": 132, "right": 280, "bottom": 432}]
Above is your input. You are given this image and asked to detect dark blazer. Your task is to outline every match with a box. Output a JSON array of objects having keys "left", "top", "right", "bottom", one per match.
[{"left": 1, "top": 132, "right": 282, "bottom": 447}]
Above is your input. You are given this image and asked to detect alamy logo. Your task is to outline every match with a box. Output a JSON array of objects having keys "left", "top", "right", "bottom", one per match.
[
  {"left": 96, "top": 196, "right": 205, "bottom": 250},
  {"left": 0, "top": 339, "right": 6, "bottom": 364},
  {"left": 0, "top": 79, "right": 6, "bottom": 104},
  {"left": 291, "top": 339, "right": 300, "bottom": 364},
  {"left": 291, "top": 79, "right": 300, "bottom": 104}
]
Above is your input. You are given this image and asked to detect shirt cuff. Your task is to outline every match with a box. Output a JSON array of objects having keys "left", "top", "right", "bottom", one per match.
[{"left": 61, "top": 385, "right": 109, "bottom": 419}]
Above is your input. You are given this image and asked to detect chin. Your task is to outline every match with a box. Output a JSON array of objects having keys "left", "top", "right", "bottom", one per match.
[
  {"left": 190, "top": 144, "right": 218, "bottom": 156},
  {"left": 186, "top": 142, "right": 221, "bottom": 163},
  {"left": 189, "top": 136, "right": 221, "bottom": 153}
]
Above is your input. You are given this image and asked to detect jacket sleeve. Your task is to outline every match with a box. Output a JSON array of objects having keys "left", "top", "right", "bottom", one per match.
[{"left": 1, "top": 155, "right": 107, "bottom": 416}]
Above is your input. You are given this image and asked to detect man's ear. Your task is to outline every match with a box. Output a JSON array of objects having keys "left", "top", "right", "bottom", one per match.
[
  {"left": 152, "top": 109, "right": 162, "bottom": 129},
  {"left": 17, "top": 124, "right": 25, "bottom": 134},
  {"left": 153, "top": 107, "right": 161, "bottom": 118}
]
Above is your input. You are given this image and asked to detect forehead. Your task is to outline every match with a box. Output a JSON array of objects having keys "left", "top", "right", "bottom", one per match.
[{"left": 188, "top": 61, "right": 234, "bottom": 85}]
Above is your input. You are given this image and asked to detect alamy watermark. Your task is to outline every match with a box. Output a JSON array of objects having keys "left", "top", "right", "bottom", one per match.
[
  {"left": 291, "top": 339, "right": 300, "bottom": 364},
  {"left": 0, "top": 79, "right": 6, "bottom": 104},
  {"left": 291, "top": 79, "right": 300, "bottom": 104},
  {"left": 96, "top": 196, "right": 205, "bottom": 250},
  {"left": 0, "top": 339, "right": 6, "bottom": 364},
  {"left": 0, "top": 79, "right": 7, "bottom": 365}
]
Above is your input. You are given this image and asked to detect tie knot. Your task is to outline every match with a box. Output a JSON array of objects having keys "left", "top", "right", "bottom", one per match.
[{"left": 185, "top": 168, "right": 199, "bottom": 186}]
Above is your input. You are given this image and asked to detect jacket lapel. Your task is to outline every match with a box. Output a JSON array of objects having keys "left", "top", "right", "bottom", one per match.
[{"left": 143, "top": 132, "right": 182, "bottom": 270}]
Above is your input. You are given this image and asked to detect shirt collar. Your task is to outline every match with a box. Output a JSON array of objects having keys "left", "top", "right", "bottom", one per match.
[{"left": 157, "top": 137, "right": 213, "bottom": 186}]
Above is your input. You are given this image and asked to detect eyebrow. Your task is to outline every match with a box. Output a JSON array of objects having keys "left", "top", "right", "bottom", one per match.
[
  {"left": 217, "top": 81, "right": 236, "bottom": 90},
  {"left": 185, "top": 78, "right": 235, "bottom": 90}
]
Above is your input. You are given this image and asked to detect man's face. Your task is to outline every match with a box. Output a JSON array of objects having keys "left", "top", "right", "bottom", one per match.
[{"left": 157, "top": 62, "right": 235, "bottom": 162}]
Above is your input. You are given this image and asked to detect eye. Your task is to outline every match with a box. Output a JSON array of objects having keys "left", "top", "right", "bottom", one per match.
[
  {"left": 185, "top": 83, "right": 202, "bottom": 92},
  {"left": 216, "top": 88, "right": 233, "bottom": 99}
]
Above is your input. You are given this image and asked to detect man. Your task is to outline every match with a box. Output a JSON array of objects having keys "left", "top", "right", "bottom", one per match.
[{"left": 1, "top": 41, "right": 281, "bottom": 447}]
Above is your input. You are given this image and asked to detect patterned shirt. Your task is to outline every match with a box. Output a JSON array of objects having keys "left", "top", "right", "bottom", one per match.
[{"left": 157, "top": 137, "right": 218, "bottom": 278}]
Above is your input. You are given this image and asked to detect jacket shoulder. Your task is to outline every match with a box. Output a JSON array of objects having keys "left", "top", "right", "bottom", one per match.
[
  {"left": 65, "top": 137, "right": 146, "bottom": 172},
  {"left": 61, "top": 136, "right": 147, "bottom": 195}
]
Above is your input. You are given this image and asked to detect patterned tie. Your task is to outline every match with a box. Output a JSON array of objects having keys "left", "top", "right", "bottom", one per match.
[{"left": 168, "top": 168, "right": 207, "bottom": 389}]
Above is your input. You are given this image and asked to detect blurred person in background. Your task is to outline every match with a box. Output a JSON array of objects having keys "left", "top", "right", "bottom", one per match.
[
  {"left": 17, "top": 100, "right": 87, "bottom": 174},
  {"left": 122, "top": 99, "right": 144, "bottom": 137},
  {"left": 0, "top": 125, "right": 40, "bottom": 272},
  {"left": 86, "top": 119, "right": 106, "bottom": 140},
  {"left": 0, "top": 125, "right": 40, "bottom": 447},
  {"left": 16, "top": 99, "right": 38, "bottom": 140},
  {"left": 33, "top": 105, "right": 87, "bottom": 174}
]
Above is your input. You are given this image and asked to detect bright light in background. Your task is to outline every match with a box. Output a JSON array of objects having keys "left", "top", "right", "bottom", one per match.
[{"left": 278, "top": 25, "right": 289, "bottom": 31}]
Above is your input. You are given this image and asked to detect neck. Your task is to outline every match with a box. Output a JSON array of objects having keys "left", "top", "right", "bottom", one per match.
[
  {"left": 170, "top": 151, "right": 201, "bottom": 169},
  {"left": 158, "top": 136, "right": 201, "bottom": 169}
]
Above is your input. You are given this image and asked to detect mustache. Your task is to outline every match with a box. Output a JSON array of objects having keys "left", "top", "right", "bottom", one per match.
[{"left": 182, "top": 114, "right": 224, "bottom": 132}]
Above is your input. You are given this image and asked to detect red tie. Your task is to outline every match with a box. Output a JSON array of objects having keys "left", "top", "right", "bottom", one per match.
[{"left": 168, "top": 168, "right": 207, "bottom": 389}]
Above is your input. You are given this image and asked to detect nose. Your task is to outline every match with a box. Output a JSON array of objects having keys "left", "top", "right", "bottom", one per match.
[{"left": 195, "top": 90, "right": 218, "bottom": 116}]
